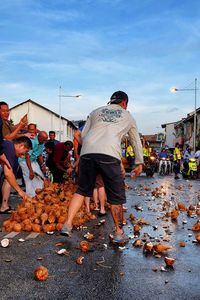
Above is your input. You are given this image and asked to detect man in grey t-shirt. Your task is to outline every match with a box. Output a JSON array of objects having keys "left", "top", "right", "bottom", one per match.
[{"left": 61, "top": 91, "right": 143, "bottom": 243}]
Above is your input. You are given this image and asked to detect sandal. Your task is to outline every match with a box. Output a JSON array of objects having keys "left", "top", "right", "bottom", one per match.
[
  {"left": 60, "top": 224, "right": 73, "bottom": 237},
  {"left": 0, "top": 206, "right": 15, "bottom": 214}
]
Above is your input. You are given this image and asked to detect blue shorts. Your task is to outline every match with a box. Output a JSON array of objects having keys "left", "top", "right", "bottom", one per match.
[{"left": 76, "top": 154, "right": 126, "bottom": 205}]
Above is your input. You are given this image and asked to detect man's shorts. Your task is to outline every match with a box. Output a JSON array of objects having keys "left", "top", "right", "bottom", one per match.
[{"left": 76, "top": 153, "right": 126, "bottom": 205}]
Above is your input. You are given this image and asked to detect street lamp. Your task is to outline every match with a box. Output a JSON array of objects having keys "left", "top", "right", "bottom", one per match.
[
  {"left": 58, "top": 86, "right": 82, "bottom": 141},
  {"left": 171, "top": 78, "right": 198, "bottom": 152}
]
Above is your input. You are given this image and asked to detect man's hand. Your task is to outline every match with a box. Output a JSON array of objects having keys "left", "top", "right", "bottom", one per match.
[
  {"left": 42, "top": 165, "right": 46, "bottom": 175},
  {"left": 24, "top": 132, "right": 36, "bottom": 139},
  {"left": 0, "top": 154, "right": 12, "bottom": 169},
  {"left": 29, "top": 170, "right": 34, "bottom": 180},
  {"left": 18, "top": 190, "right": 30, "bottom": 201},
  {"left": 131, "top": 164, "right": 143, "bottom": 178},
  {"left": 19, "top": 119, "right": 28, "bottom": 129},
  {"left": 66, "top": 167, "right": 73, "bottom": 175}
]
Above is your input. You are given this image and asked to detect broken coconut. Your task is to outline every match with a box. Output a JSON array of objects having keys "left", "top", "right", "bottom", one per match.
[
  {"left": 133, "top": 239, "right": 143, "bottom": 247},
  {"left": 143, "top": 241, "right": 153, "bottom": 253},
  {"left": 134, "top": 225, "right": 141, "bottom": 233},
  {"left": 170, "top": 209, "right": 179, "bottom": 220},
  {"left": 34, "top": 266, "right": 48, "bottom": 281},
  {"left": 165, "top": 257, "right": 175, "bottom": 266},
  {"left": 77, "top": 256, "right": 84, "bottom": 265},
  {"left": 1, "top": 238, "right": 11, "bottom": 248},
  {"left": 79, "top": 241, "right": 90, "bottom": 252},
  {"left": 176, "top": 202, "right": 187, "bottom": 211},
  {"left": 153, "top": 243, "right": 172, "bottom": 253},
  {"left": 195, "top": 234, "right": 200, "bottom": 242}
]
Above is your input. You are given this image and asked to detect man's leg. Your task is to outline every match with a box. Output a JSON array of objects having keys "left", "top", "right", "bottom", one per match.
[
  {"left": 61, "top": 154, "right": 98, "bottom": 236},
  {"left": 174, "top": 161, "right": 180, "bottom": 179},
  {"left": 98, "top": 186, "right": 106, "bottom": 214},
  {"left": 0, "top": 179, "right": 11, "bottom": 212},
  {"left": 61, "top": 193, "right": 85, "bottom": 236},
  {"left": 110, "top": 204, "right": 123, "bottom": 234},
  {"left": 66, "top": 193, "right": 85, "bottom": 224},
  {"left": 98, "top": 155, "right": 128, "bottom": 242},
  {"left": 84, "top": 196, "right": 90, "bottom": 213},
  {"left": 93, "top": 188, "right": 99, "bottom": 210}
]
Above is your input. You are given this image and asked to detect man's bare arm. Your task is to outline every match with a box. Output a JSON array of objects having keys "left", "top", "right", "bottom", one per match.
[
  {"left": 73, "top": 129, "right": 82, "bottom": 145},
  {"left": 25, "top": 153, "right": 34, "bottom": 179},
  {"left": 131, "top": 164, "right": 143, "bottom": 178},
  {"left": 0, "top": 154, "right": 11, "bottom": 169},
  {"left": 38, "top": 154, "right": 46, "bottom": 175},
  {"left": 4, "top": 165, "right": 30, "bottom": 201},
  {"left": 4, "top": 120, "right": 27, "bottom": 140}
]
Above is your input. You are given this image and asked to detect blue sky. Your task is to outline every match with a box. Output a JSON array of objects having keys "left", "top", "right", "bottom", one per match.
[{"left": 0, "top": 0, "right": 200, "bottom": 133}]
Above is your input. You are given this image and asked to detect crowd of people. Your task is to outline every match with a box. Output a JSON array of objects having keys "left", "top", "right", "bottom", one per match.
[
  {"left": 1, "top": 92, "right": 200, "bottom": 243},
  {"left": 0, "top": 91, "right": 143, "bottom": 244},
  {"left": 126, "top": 139, "right": 200, "bottom": 179}
]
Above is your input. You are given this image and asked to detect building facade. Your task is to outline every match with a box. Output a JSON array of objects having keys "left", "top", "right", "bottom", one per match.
[
  {"left": 142, "top": 134, "right": 162, "bottom": 152},
  {"left": 161, "top": 107, "right": 200, "bottom": 151},
  {"left": 161, "top": 122, "right": 176, "bottom": 149}
]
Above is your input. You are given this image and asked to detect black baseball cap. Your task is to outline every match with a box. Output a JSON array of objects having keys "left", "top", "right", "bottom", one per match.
[{"left": 108, "top": 91, "right": 129, "bottom": 104}]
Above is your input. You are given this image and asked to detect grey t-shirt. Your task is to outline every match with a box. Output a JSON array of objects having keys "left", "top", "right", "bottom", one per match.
[{"left": 81, "top": 104, "right": 143, "bottom": 165}]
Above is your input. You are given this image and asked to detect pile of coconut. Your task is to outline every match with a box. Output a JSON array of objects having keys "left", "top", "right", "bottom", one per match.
[{"left": 3, "top": 179, "right": 96, "bottom": 232}]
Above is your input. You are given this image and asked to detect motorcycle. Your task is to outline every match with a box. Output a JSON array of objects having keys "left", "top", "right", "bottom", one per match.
[
  {"left": 159, "top": 157, "right": 167, "bottom": 176},
  {"left": 143, "top": 156, "right": 156, "bottom": 177},
  {"left": 166, "top": 158, "right": 172, "bottom": 174},
  {"left": 182, "top": 157, "right": 197, "bottom": 179},
  {"left": 159, "top": 157, "right": 172, "bottom": 175}
]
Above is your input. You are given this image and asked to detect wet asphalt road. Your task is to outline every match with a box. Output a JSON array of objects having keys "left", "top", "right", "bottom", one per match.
[{"left": 1, "top": 173, "right": 200, "bottom": 300}]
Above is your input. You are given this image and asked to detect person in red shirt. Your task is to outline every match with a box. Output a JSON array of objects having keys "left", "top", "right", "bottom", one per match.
[{"left": 52, "top": 141, "right": 73, "bottom": 183}]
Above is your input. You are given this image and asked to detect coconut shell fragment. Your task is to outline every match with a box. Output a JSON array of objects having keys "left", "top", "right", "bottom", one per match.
[
  {"left": 137, "top": 219, "right": 150, "bottom": 225},
  {"left": 143, "top": 241, "right": 153, "bottom": 253},
  {"left": 129, "top": 213, "right": 135, "bottom": 220},
  {"left": 153, "top": 243, "right": 172, "bottom": 253},
  {"left": 196, "top": 209, "right": 200, "bottom": 216},
  {"left": 77, "top": 256, "right": 84, "bottom": 264},
  {"left": 191, "top": 220, "right": 200, "bottom": 231},
  {"left": 179, "top": 242, "right": 185, "bottom": 247},
  {"left": 188, "top": 205, "right": 195, "bottom": 211},
  {"left": 79, "top": 241, "right": 90, "bottom": 252},
  {"left": 177, "top": 202, "right": 187, "bottom": 211},
  {"left": 195, "top": 234, "right": 200, "bottom": 242},
  {"left": 187, "top": 210, "right": 193, "bottom": 217},
  {"left": 165, "top": 257, "right": 175, "bottom": 266},
  {"left": 134, "top": 225, "right": 141, "bottom": 232},
  {"left": 133, "top": 239, "right": 143, "bottom": 247},
  {"left": 171, "top": 209, "right": 179, "bottom": 220}
]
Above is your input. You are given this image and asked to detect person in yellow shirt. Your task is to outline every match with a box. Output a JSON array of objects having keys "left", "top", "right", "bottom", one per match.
[
  {"left": 143, "top": 142, "right": 151, "bottom": 161},
  {"left": 173, "top": 142, "right": 181, "bottom": 179},
  {"left": 126, "top": 144, "right": 134, "bottom": 168}
]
